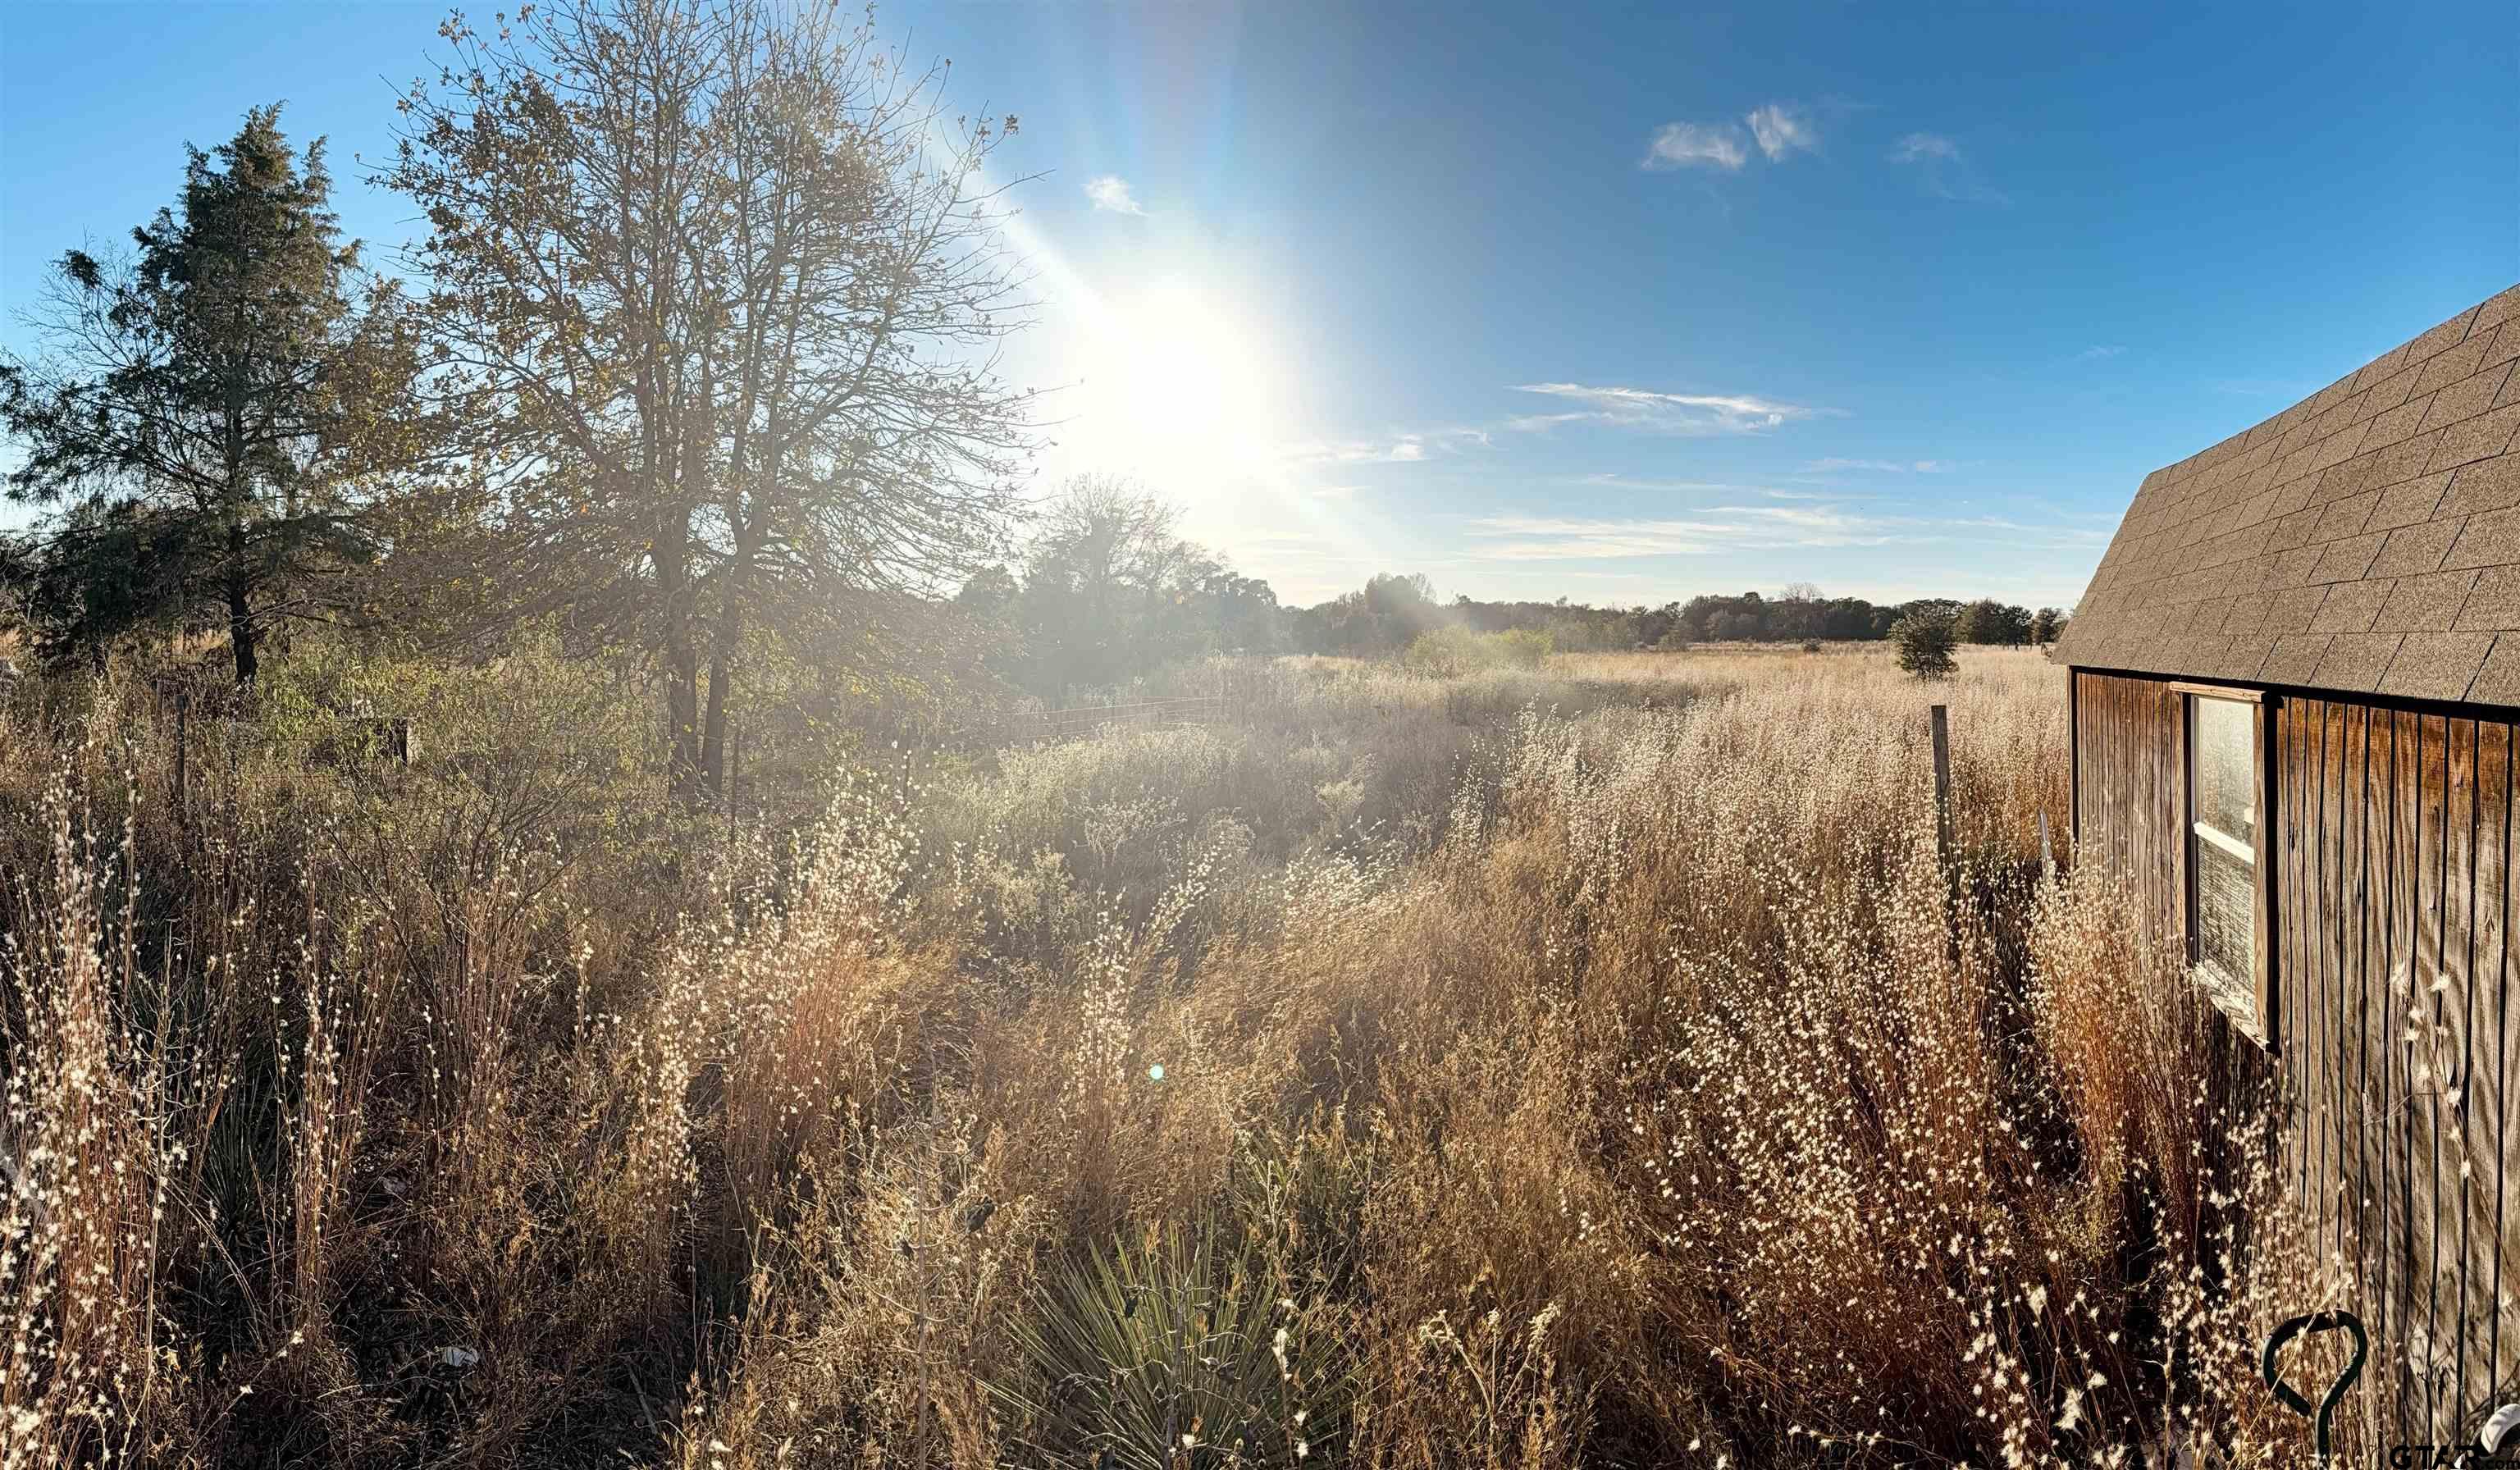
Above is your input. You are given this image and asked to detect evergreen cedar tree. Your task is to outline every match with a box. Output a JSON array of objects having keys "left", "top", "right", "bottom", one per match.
[
  {"left": 0, "top": 106, "right": 421, "bottom": 684},
  {"left": 1892, "top": 609, "right": 1961, "bottom": 680}
]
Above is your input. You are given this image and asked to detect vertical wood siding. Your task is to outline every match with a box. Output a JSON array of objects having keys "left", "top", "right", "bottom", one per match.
[
  {"left": 2076, "top": 669, "right": 2520, "bottom": 1442},
  {"left": 2277, "top": 696, "right": 2518, "bottom": 1442},
  {"left": 2071, "top": 672, "right": 2185, "bottom": 951}
]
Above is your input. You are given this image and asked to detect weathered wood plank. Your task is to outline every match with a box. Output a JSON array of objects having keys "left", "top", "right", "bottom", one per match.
[
  {"left": 2468, "top": 717, "right": 2507, "bottom": 1418},
  {"left": 2254, "top": 696, "right": 2279, "bottom": 1051}
]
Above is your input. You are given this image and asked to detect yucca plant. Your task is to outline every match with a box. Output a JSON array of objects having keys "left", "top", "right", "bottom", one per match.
[{"left": 995, "top": 1223, "right": 1350, "bottom": 1468}]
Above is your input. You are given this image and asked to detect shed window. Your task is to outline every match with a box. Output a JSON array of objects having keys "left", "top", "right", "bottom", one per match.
[{"left": 2184, "top": 690, "right": 2268, "bottom": 1045}]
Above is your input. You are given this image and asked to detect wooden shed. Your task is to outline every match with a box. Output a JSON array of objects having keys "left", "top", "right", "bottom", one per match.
[{"left": 2054, "top": 281, "right": 2520, "bottom": 1442}]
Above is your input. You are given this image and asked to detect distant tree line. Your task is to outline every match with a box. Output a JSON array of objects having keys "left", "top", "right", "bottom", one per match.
[
  {"left": 1283, "top": 583, "right": 2066, "bottom": 655},
  {"left": 947, "top": 495, "right": 2072, "bottom": 702},
  {"left": 1623, "top": 589, "right": 2066, "bottom": 648}
]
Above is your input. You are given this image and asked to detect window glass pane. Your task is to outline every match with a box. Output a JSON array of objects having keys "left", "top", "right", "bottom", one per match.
[
  {"left": 2195, "top": 829, "right": 2254, "bottom": 985},
  {"left": 2192, "top": 696, "right": 2255, "bottom": 843}
]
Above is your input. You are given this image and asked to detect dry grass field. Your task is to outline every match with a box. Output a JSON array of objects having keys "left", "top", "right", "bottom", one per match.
[{"left": 0, "top": 645, "right": 2352, "bottom": 1467}]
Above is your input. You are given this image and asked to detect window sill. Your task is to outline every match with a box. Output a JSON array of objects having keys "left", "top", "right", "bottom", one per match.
[{"left": 2191, "top": 961, "right": 2271, "bottom": 1050}]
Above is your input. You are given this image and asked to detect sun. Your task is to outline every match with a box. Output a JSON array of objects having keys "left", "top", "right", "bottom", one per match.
[{"left": 1071, "top": 281, "right": 1283, "bottom": 486}]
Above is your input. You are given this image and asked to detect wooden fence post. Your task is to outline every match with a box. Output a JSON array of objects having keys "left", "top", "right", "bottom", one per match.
[{"left": 1929, "top": 703, "right": 1952, "bottom": 865}]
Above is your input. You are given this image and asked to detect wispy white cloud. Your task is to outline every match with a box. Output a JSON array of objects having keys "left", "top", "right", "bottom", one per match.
[
  {"left": 2076, "top": 345, "right": 2125, "bottom": 361},
  {"left": 1647, "top": 105, "right": 1819, "bottom": 173},
  {"left": 1889, "top": 132, "right": 2006, "bottom": 203},
  {"left": 1456, "top": 499, "right": 2107, "bottom": 566},
  {"left": 1942, "top": 516, "right": 2111, "bottom": 544},
  {"left": 1745, "top": 102, "right": 1818, "bottom": 161},
  {"left": 1575, "top": 472, "right": 1776, "bottom": 493},
  {"left": 1277, "top": 381, "right": 1838, "bottom": 481},
  {"left": 1084, "top": 175, "right": 1145, "bottom": 214},
  {"left": 1284, "top": 438, "right": 1421, "bottom": 464},
  {"left": 1569, "top": 472, "right": 1864, "bottom": 503},
  {"left": 1803, "top": 456, "right": 1951, "bottom": 474},
  {"left": 1642, "top": 121, "right": 1749, "bottom": 171},
  {"left": 1465, "top": 506, "right": 1901, "bottom": 560},
  {"left": 1509, "top": 382, "right": 1840, "bottom": 436},
  {"left": 1502, "top": 410, "right": 1604, "bottom": 433},
  {"left": 1280, "top": 425, "right": 1491, "bottom": 466}
]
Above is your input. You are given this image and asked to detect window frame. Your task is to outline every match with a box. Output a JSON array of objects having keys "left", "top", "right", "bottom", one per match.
[{"left": 2171, "top": 681, "right": 2276, "bottom": 1051}]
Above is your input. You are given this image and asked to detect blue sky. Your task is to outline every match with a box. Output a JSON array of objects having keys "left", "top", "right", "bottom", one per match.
[{"left": 3, "top": 2, "right": 2514, "bottom": 609}]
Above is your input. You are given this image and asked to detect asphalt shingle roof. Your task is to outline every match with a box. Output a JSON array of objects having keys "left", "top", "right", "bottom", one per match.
[{"left": 2053, "top": 283, "right": 2520, "bottom": 702}]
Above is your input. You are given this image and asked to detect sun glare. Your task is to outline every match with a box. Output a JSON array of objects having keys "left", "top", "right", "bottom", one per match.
[{"left": 1072, "top": 282, "right": 1284, "bottom": 485}]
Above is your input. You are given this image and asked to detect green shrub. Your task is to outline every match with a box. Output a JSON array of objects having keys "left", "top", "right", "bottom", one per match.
[{"left": 1889, "top": 609, "right": 1958, "bottom": 680}]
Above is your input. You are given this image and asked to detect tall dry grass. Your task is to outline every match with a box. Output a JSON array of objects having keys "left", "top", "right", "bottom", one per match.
[{"left": 0, "top": 645, "right": 2352, "bottom": 1467}]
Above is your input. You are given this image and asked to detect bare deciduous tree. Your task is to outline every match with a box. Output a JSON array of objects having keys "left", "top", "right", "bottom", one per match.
[
  {"left": 692, "top": 0, "right": 1036, "bottom": 787},
  {"left": 383, "top": 0, "right": 1034, "bottom": 794}
]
